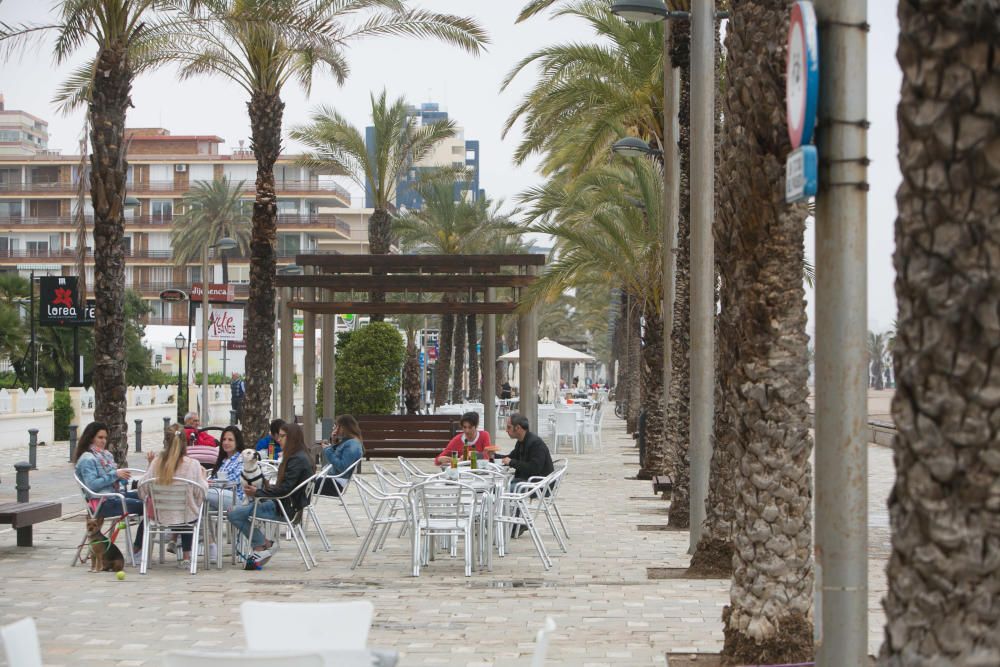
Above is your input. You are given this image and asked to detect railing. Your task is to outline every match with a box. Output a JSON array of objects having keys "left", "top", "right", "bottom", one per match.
[
  {"left": 0, "top": 213, "right": 352, "bottom": 236},
  {"left": 0, "top": 179, "right": 351, "bottom": 200}
]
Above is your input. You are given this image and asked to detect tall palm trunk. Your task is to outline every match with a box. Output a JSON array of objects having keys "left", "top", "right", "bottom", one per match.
[
  {"left": 467, "top": 313, "right": 480, "bottom": 401},
  {"left": 638, "top": 301, "right": 665, "bottom": 480},
  {"left": 90, "top": 41, "right": 132, "bottom": 464},
  {"left": 433, "top": 310, "right": 454, "bottom": 408},
  {"left": 451, "top": 312, "right": 467, "bottom": 404},
  {"left": 667, "top": 19, "right": 692, "bottom": 527},
  {"left": 243, "top": 91, "right": 283, "bottom": 441},
  {"left": 880, "top": 3, "right": 1000, "bottom": 664},
  {"left": 625, "top": 295, "right": 641, "bottom": 434},
  {"left": 367, "top": 206, "right": 392, "bottom": 322},
  {"left": 720, "top": 2, "right": 814, "bottom": 662}
]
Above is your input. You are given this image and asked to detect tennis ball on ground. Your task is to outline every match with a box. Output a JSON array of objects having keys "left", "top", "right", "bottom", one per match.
[{"left": 116, "top": 570, "right": 126, "bottom": 581}]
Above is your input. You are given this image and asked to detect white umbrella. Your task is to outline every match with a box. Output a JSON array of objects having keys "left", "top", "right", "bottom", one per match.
[
  {"left": 541, "top": 360, "right": 560, "bottom": 403},
  {"left": 497, "top": 337, "right": 595, "bottom": 362}
]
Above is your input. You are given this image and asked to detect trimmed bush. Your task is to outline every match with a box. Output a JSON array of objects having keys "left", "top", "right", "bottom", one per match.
[
  {"left": 53, "top": 390, "right": 73, "bottom": 440},
  {"left": 335, "top": 322, "right": 405, "bottom": 415}
]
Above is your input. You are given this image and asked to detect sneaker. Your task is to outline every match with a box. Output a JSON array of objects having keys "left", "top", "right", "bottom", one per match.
[
  {"left": 251, "top": 548, "right": 272, "bottom": 566},
  {"left": 209, "top": 544, "right": 218, "bottom": 564},
  {"left": 165, "top": 541, "right": 176, "bottom": 554},
  {"left": 180, "top": 558, "right": 191, "bottom": 569}
]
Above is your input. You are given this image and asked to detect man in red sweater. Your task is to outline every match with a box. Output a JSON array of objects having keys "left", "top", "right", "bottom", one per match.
[{"left": 433, "top": 412, "right": 496, "bottom": 465}]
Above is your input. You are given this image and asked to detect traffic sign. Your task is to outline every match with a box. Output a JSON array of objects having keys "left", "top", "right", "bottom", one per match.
[
  {"left": 786, "top": 1, "right": 819, "bottom": 149},
  {"left": 786, "top": 146, "right": 818, "bottom": 203}
]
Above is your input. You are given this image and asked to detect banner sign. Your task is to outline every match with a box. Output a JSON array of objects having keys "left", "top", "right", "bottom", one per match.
[
  {"left": 38, "top": 276, "right": 95, "bottom": 327},
  {"left": 195, "top": 306, "right": 245, "bottom": 340},
  {"left": 190, "top": 283, "right": 235, "bottom": 302}
]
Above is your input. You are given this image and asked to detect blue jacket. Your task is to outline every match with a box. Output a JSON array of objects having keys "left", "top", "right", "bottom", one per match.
[
  {"left": 322, "top": 437, "right": 364, "bottom": 478},
  {"left": 75, "top": 450, "right": 121, "bottom": 496}
]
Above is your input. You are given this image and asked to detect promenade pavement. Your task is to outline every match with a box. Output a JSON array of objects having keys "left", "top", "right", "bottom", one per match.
[{"left": 0, "top": 415, "right": 894, "bottom": 666}]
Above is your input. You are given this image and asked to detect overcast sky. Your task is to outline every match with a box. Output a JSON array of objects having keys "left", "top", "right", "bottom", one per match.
[{"left": 0, "top": 0, "right": 901, "bottom": 334}]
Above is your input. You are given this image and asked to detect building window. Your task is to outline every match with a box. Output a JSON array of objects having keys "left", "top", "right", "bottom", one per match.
[
  {"left": 151, "top": 200, "right": 173, "bottom": 223},
  {"left": 26, "top": 241, "right": 48, "bottom": 256},
  {"left": 278, "top": 234, "right": 300, "bottom": 257},
  {"left": 227, "top": 265, "right": 250, "bottom": 284},
  {"left": 122, "top": 236, "right": 132, "bottom": 256},
  {"left": 451, "top": 145, "right": 463, "bottom": 154},
  {"left": 189, "top": 266, "right": 202, "bottom": 284}
]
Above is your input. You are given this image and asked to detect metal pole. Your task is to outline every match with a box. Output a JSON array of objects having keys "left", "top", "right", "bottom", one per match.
[
  {"left": 28, "top": 428, "right": 38, "bottom": 470},
  {"left": 201, "top": 243, "right": 210, "bottom": 422},
  {"left": 68, "top": 424, "right": 77, "bottom": 462},
  {"left": 321, "top": 290, "right": 335, "bottom": 421},
  {"left": 176, "top": 345, "right": 184, "bottom": 422},
  {"left": 273, "top": 292, "right": 280, "bottom": 420},
  {"left": 813, "top": 0, "right": 868, "bottom": 664},
  {"left": 30, "top": 271, "right": 37, "bottom": 391},
  {"left": 134, "top": 419, "right": 142, "bottom": 453},
  {"left": 302, "top": 269, "right": 316, "bottom": 446},
  {"left": 662, "top": 25, "right": 680, "bottom": 447},
  {"left": 688, "top": 0, "right": 716, "bottom": 553},
  {"left": 483, "top": 287, "right": 497, "bottom": 437},
  {"left": 279, "top": 287, "right": 294, "bottom": 420},
  {"left": 14, "top": 462, "right": 32, "bottom": 546}
]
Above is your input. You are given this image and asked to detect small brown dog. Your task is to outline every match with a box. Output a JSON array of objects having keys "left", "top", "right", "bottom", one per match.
[{"left": 86, "top": 518, "right": 125, "bottom": 573}]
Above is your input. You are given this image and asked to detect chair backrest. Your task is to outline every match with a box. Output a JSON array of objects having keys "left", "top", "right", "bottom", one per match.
[
  {"left": 1, "top": 617, "right": 42, "bottom": 667},
  {"left": 408, "top": 479, "right": 477, "bottom": 523},
  {"left": 241, "top": 600, "right": 374, "bottom": 652},
  {"left": 373, "top": 463, "right": 411, "bottom": 491},
  {"left": 163, "top": 650, "right": 325, "bottom": 667},
  {"left": 530, "top": 617, "right": 557, "bottom": 667},
  {"left": 397, "top": 457, "right": 436, "bottom": 481},
  {"left": 352, "top": 476, "right": 404, "bottom": 521},
  {"left": 553, "top": 410, "right": 578, "bottom": 434},
  {"left": 138, "top": 477, "right": 202, "bottom": 524}
]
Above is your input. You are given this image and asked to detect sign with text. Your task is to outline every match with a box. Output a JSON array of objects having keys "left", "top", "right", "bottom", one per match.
[
  {"left": 195, "top": 307, "right": 245, "bottom": 340},
  {"left": 190, "top": 283, "right": 235, "bottom": 302},
  {"left": 38, "top": 276, "right": 95, "bottom": 326},
  {"left": 785, "top": 145, "right": 818, "bottom": 203}
]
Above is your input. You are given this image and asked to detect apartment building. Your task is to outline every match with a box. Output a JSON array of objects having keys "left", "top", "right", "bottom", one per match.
[{"left": 0, "top": 103, "right": 366, "bottom": 326}]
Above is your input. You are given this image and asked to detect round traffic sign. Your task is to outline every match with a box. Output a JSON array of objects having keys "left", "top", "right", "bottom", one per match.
[{"left": 786, "top": 1, "right": 819, "bottom": 149}]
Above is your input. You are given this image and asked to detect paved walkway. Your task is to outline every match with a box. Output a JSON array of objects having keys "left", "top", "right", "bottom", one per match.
[{"left": 0, "top": 416, "right": 893, "bottom": 666}]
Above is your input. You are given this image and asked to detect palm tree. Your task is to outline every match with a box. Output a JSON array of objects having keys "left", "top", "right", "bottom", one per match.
[
  {"left": 394, "top": 313, "right": 423, "bottom": 414},
  {"left": 718, "top": 1, "right": 814, "bottom": 661},
  {"left": 170, "top": 177, "right": 251, "bottom": 266},
  {"left": 867, "top": 330, "right": 889, "bottom": 391},
  {"left": 173, "top": 1, "right": 487, "bottom": 439},
  {"left": 290, "top": 89, "right": 461, "bottom": 319},
  {"left": 0, "top": 0, "right": 194, "bottom": 462},
  {"left": 880, "top": 3, "right": 998, "bottom": 663}
]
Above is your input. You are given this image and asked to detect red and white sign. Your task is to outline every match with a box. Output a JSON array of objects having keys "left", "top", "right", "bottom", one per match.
[
  {"left": 786, "top": 1, "right": 819, "bottom": 149},
  {"left": 190, "top": 283, "right": 235, "bottom": 302},
  {"left": 196, "top": 307, "right": 245, "bottom": 340}
]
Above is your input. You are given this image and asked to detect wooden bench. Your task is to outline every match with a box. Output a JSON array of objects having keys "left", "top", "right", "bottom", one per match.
[
  {"left": 0, "top": 501, "right": 62, "bottom": 547},
  {"left": 652, "top": 475, "right": 673, "bottom": 495},
  {"left": 355, "top": 415, "right": 462, "bottom": 459}
]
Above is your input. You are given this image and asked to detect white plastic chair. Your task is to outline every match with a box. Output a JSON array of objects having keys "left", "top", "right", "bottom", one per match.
[
  {"left": 241, "top": 600, "right": 375, "bottom": 652},
  {"left": 552, "top": 410, "right": 580, "bottom": 454},
  {"left": 407, "top": 479, "right": 479, "bottom": 577},
  {"left": 1, "top": 617, "right": 41, "bottom": 667},
  {"left": 310, "top": 458, "right": 364, "bottom": 548},
  {"left": 351, "top": 476, "right": 410, "bottom": 569},
  {"left": 137, "top": 477, "right": 205, "bottom": 575},
  {"left": 163, "top": 650, "right": 324, "bottom": 667},
  {"left": 530, "top": 617, "right": 558, "bottom": 667},
  {"left": 582, "top": 404, "right": 605, "bottom": 451},
  {"left": 71, "top": 473, "right": 142, "bottom": 568}
]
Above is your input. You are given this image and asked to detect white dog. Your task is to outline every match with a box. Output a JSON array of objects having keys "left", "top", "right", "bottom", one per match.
[{"left": 240, "top": 449, "right": 266, "bottom": 491}]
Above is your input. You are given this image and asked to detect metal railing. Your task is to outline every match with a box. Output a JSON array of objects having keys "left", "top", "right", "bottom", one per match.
[
  {"left": 0, "top": 213, "right": 351, "bottom": 236},
  {"left": 0, "top": 179, "right": 351, "bottom": 199}
]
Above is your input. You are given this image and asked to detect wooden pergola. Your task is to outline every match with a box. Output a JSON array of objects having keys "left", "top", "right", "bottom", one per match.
[{"left": 273, "top": 253, "right": 547, "bottom": 444}]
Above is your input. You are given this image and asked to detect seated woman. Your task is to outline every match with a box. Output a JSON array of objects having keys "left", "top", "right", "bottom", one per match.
[
  {"left": 317, "top": 414, "right": 365, "bottom": 496},
  {"left": 433, "top": 411, "right": 495, "bottom": 465},
  {"left": 229, "top": 423, "right": 315, "bottom": 568},
  {"left": 138, "top": 425, "right": 209, "bottom": 565},
  {"left": 74, "top": 421, "right": 145, "bottom": 562},
  {"left": 206, "top": 426, "right": 246, "bottom": 563},
  {"left": 254, "top": 419, "right": 285, "bottom": 461}
]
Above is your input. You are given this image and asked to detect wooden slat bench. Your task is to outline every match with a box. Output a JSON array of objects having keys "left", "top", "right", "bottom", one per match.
[
  {"left": 355, "top": 415, "right": 463, "bottom": 459},
  {"left": 652, "top": 475, "right": 673, "bottom": 495},
  {"left": 0, "top": 501, "right": 62, "bottom": 546}
]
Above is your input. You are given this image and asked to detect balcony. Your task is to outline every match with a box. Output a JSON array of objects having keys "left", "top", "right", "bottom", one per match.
[
  {"left": 0, "top": 213, "right": 351, "bottom": 237},
  {"left": 0, "top": 179, "right": 352, "bottom": 202}
]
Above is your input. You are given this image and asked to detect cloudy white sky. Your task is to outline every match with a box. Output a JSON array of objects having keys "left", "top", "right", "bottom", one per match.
[{"left": 0, "top": 0, "right": 901, "bottom": 334}]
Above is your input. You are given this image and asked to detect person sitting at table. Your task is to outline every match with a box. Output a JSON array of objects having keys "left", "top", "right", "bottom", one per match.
[
  {"left": 203, "top": 425, "right": 246, "bottom": 563},
  {"left": 498, "top": 413, "right": 555, "bottom": 537},
  {"left": 433, "top": 411, "right": 495, "bottom": 466},
  {"left": 74, "top": 421, "right": 146, "bottom": 563},
  {"left": 500, "top": 381, "right": 512, "bottom": 400},
  {"left": 138, "top": 425, "right": 208, "bottom": 566},
  {"left": 229, "top": 423, "right": 315, "bottom": 568},
  {"left": 316, "top": 414, "right": 365, "bottom": 496},
  {"left": 183, "top": 411, "right": 219, "bottom": 467},
  {"left": 254, "top": 419, "right": 285, "bottom": 460}
]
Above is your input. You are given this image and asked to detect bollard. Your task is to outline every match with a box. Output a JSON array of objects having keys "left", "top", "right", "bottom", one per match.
[
  {"left": 230, "top": 409, "right": 237, "bottom": 426},
  {"left": 28, "top": 428, "right": 38, "bottom": 470},
  {"left": 134, "top": 419, "right": 143, "bottom": 453},
  {"left": 68, "top": 424, "right": 78, "bottom": 462},
  {"left": 163, "top": 416, "right": 172, "bottom": 433},
  {"left": 14, "top": 462, "right": 32, "bottom": 546}
]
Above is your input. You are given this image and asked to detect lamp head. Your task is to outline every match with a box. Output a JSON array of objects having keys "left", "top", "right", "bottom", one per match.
[
  {"left": 277, "top": 265, "right": 304, "bottom": 276},
  {"left": 214, "top": 237, "right": 238, "bottom": 252},
  {"left": 612, "top": 137, "right": 654, "bottom": 158},
  {"left": 610, "top": 0, "right": 668, "bottom": 22},
  {"left": 175, "top": 332, "right": 186, "bottom": 350}
]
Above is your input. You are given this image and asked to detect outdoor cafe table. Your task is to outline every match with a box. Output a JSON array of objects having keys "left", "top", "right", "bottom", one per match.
[
  {"left": 434, "top": 464, "right": 513, "bottom": 572},
  {"left": 204, "top": 478, "right": 239, "bottom": 570}
]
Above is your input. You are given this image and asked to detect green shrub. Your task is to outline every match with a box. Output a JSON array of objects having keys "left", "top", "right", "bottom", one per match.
[
  {"left": 335, "top": 322, "right": 405, "bottom": 416},
  {"left": 53, "top": 390, "right": 73, "bottom": 440}
]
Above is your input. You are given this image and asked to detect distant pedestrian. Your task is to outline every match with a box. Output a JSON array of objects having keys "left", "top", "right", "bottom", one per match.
[{"left": 230, "top": 372, "right": 246, "bottom": 424}]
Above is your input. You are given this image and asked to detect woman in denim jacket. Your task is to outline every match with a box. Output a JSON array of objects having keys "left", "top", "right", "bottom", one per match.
[{"left": 317, "top": 414, "right": 364, "bottom": 497}]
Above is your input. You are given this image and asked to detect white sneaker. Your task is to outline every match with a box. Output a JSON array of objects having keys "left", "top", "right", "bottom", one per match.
[{"left": 209, "top": 544, "right": 218, "bottom": 563}]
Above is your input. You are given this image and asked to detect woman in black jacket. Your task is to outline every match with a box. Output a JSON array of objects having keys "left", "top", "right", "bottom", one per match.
[{"left": 228, "top": 422, "right": 315, "bottom": 567}]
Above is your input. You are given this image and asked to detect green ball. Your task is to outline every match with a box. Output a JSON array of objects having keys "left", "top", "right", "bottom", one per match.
[
  {"left": 116, "top": 571, "right": 126, "bottom": 581},
  {"left": 117, "top": 521, "right": 126, "bottom": 530}
]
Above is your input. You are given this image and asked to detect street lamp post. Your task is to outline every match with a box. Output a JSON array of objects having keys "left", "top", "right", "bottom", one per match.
[
  {"left": 200, "top": 236, "right": 238, "bottom": 424},
  {"left": 175, "top": 332, "right": 186, "bottom": 423}
]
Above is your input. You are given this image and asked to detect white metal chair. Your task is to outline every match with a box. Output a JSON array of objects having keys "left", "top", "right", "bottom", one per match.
[
  {"left": 407, "top": 479, "right": 479, "bottom": 577},
  {"left": 518, "top": 465, "right": 570, "bottom": 552},
  {"left": 163, "top": 651, "right": 324, "bottom": 667},
  {"left": 552, "top": 410, "right": 581, "bottom": 454},
  {"left": 137, "top": 477, "right": 205, "bottom": 575},
  {"left": 350, "top": 476, "right": 410, "bottom": 569},
  {"left": 496, "top": 477, "right": 553, "bottom": 570},
  {"left": 1, "top": 617, "right": 41, "bottom": 667},
  {"left": 530, "top": 617, "right": 558, "bottom": 667},
  {"left": 396, "top": 457, "right": 438, "bottom": 482},
  {"left": 309, "top": 458, "right": 363, "bottom": 549},
  {"left": 241, "top": 600, "right": 375, "bottom": 652},
  {"left": 246, "top": 465, "right": 330, "bottom": 571},
  {"left": 71, "top": 473, "right": 142, "bottom": 568}
]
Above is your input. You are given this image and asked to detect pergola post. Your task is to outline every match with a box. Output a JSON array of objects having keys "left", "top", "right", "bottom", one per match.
[
  {"left": 279, "top": 286, "right": 294, "bottom": 421},
  {"left": 321, "top": 288, "right": 335, "bottom": 425},
  {"left": 518, "top": 266, "right": 539, "bottom": 432},
  {"left": 483, "top": 287, "right": 497, "bottom": 436},
  {"left": 302, "top": 269, "right": 316, "bottom": 446}
]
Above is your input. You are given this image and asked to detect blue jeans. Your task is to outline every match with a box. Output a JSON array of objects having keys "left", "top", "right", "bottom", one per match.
[
  {"left": 95, "top": 490, "right": 144, "bottom": 550},
  {"left": 228, "top": 499, "right": 280, "bottom": 548},
  {"left": 207, "top": 488, "right": 237, "bottom": 512}
]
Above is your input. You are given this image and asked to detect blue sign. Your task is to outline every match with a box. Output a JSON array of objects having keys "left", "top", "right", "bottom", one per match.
[
  {"left": 419, "top": 351, "right": 424, "bottom": 366},
  {"left": 786, "top": 146, "right": 818, "bottom": 203},
  {"left": 786, "top": 1, "right": 819, "bottom": 149}
]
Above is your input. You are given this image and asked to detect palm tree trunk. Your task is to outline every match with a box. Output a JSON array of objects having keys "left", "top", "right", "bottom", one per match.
[
  {"left": 433, "top": 310, "right": 454, "bottom": 408},
  {"left": 720, "top": 2, "right": 814, "bottom": 662},
  {"left": 451, "top": 312, "right": 467, "bottom": 404},
  {"left": 403, "top": 335, "right": 420, "bottom": 414},
  {"left": 880, "top": 2, "right": 999, "bottom": 663},
  {"left": 625, "top": 296, "right": 641, "bottom": 434},
  {"left": 89, "top": 41, "right": 132, "bottom": 465},
  {"left": 242, "top": 91, "right": 284, "bottom": 442},
  {"left": 667, "top": 18, "right": 692, "bottom": 527},
  {"left": 467, "top": 313, "right": 480, "bottom": 401},
  {"left": 638, "top": 300, "right": 666, "bottom": 481},
  {"left": 367, "top": 206, "right": 392, "bottom": 323}
]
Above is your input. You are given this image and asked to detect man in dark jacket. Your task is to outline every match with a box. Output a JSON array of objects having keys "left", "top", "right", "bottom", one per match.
[{"left": 501, "top": 413, "right": 554, "bottom": 483}]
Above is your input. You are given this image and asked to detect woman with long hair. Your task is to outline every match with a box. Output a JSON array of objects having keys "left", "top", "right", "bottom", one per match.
[
  {"left": 317, "top": 414, "right": 365, "bottom": 497},
  {"left": 228, "top": 422, "right": 316, "bottom": 567},
  {"left": 137, "top": 425, "right": 208, "bottom": 566},
  {"left": 74, "top": 421, "right": 145, "bottom": 561}
]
